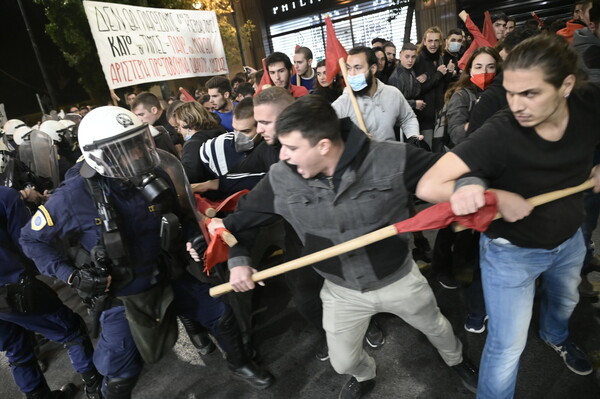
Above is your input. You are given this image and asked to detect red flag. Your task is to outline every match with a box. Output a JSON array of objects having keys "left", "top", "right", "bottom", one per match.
[
  {"left": 459, "top": 13, "right": 494, "bottom": 70},
  {"left": 194, "top": 190, "right": 249, "bottom": 273},
  {"left": 178, "top": 87, "right": 196, "bottom": 102},
  {"left": 256, "top": 58, "right": 275, "bottom": 94},
  {"left": 325, "top": 15, "right": 347, "bottom": 84},
  {"left": 393, "top": 192, "right": 498, "bottom": 234},
  {"left": 482, "top": 11, "right": 498, "bottom": 46}
]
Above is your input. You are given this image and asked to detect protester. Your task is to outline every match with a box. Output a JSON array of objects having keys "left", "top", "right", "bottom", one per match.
[
  {"left": 204, "top": 95, "right": 479, "bottom": 398},
  {"left": 311, "top": 60, "right": 342, "bottom": 103},
  {"left": 414, "top": 26, "right": 455, "bottom": 147},
  {"left": 490, "top": 12, "right": 508, "bottom": 41},
  {"left": 206, "top": 76, "right": 236, "bottom": 132},
  {"left": 265, "top": 52, "right": 309, "bottom": 98},
  {"left": 174, "top": 101, "right": 226, "bottom": 185},
  {"left": 388, "top": 43, "right": 425, "bottom": 112},
  {"left": 332, "top": 46, "right": 421, "bottom": 142},
  {"left": 417, "top": 33, "right": 597, "bottom": 398},
  {"left": 131, "top": 92, "right": 183, "bottom": 150},
  {"left": 291, "top": 46, "right": 316, "bottom": 91}
]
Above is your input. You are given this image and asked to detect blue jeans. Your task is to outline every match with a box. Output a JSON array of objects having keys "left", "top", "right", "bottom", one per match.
[{"left": 477, "top": 230, "right": 585, "bottom": 399}]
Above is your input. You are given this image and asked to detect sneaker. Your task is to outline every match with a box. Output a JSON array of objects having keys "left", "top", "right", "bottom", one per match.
[
  {"left": 451, "top": 359, "right": 478, "bottom": 394},
  {"left": 339, "top": 377, "right": 375, "bottom": 399},
  {"left": 438, "top": 273, "right": 459, "bottom": 290},
  {"left": 365, "top": 320, "right": 385, "bottom": 349},
  {"left": 464, "top": 314, "right": 489, "bottom": 334},
  {"left": 579, "top": 275, "right": 599, "bottom": 298},
  {"left": 545, "top": 339, "right": 593, "bottom": 375},
  {"left": 316, "top": 340, "right": 329, "bottom": 361}
]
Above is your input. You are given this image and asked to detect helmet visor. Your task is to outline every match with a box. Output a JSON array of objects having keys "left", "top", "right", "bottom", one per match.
[{"left": 86, "top": 125, "right": 159, "bottom": 178}]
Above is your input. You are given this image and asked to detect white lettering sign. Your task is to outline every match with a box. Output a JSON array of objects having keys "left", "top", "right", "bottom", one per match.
[
  {"left": 272, "top": 0, "right": 322, "bottom": 15},
  {"left": 83, "top": 0, "right": 228, "bottom": 89}
]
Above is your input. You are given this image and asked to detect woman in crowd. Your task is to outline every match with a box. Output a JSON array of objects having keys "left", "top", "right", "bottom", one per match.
[
  {"left": 310, "top": 60, "right": 343, "bottom": 103},
  {"left": 174, "top": 102, "right": 225, "bottom": 184},
  {"left": 430, "top": 46, "right": 502, "bottom": 336}
]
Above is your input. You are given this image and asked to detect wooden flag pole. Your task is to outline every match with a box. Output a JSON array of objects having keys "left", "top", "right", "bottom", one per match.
[{"left": 453, "top": 178, "right": 595, "bottom": 232}]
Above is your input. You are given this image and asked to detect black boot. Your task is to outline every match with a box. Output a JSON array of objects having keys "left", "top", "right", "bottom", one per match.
[
  {"left": 81, "top": 369, "right": 104, "bottom": 399},
  {"left": 179, "top": 315, "right": 216, "bottom": 355},
  {"left": 215, "top": 306, "right": 274, "bottom": 389},
  {"left": 26, "top": 381, "right": 78, "bottom": 399}
]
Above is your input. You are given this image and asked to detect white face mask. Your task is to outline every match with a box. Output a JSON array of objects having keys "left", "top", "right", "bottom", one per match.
[{"left": 448, "top": 42, "right": 462, "bottom": 53}]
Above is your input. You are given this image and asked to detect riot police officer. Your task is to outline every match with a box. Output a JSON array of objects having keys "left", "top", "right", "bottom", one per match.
[
  {"left": 0, "top": 186, "right": 101, "bottom": 399},
  {"left": 20, "top": 106, "right": 274, "bottom": 399}
]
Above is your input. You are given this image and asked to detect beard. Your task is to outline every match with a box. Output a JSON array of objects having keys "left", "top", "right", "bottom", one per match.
[{"left": 354, "top": 69, "right": 375, "bottom": 97}]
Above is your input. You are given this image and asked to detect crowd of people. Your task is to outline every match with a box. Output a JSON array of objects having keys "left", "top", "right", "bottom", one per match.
[{"left": 1, "top": 1, "right": 600, "bottom": 398}]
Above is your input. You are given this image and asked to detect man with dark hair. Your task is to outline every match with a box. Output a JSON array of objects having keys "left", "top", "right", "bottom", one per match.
[
  {"left": 333, "top": 46, "right": 421, "bottom": 142},
  {"left": 291, "top": 46, "right": 316, "bottom": 91},
  {"left": 234, "top": 82, "right": 255, "bottom": 102},
  {"left": 208, "top": 95, "right": 478, "bottom": 398},
  {"left": 206, "top": 76, "right": 236, "bottom": 131},
  {"left": 371, "top": 37, "right": 386, "bottom": 48},
  {"left": 505, "top": 17, "right": 517, "bottom": 37},
  {"left": 558, "top": 0, "right": 593, "bottom": 42},
  {"left": 490, "top": 12, "right": 508, "bottom": 41},
  {"left": 444, "top": 28, "right": 464, "bottom": 77},
  {"left": 131, "top": 91, "right": 183, "bottom": 148},
  {"left": 388, "top": 43, "right": 424, "bottom": 112},
  {"left": 196, "top": 97, "right": 265, "bottom": 196},
  {"left": 383, "top": 41, "right": 397, "bottom": 69},
  {"left": 265, "top": 52, "right": 309, "bottom": 98},
  {"left": 230, "top": 76, "right": 245, "bottom": 92}
]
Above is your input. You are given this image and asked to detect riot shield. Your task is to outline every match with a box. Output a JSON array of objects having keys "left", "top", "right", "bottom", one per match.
[
  {"left": 18, "top": 141, "right": 35, "bottom": 172},
  {"left": 156, "top": 148, "right": 201, "bottom": 224},
  {"left": 30, "top": 130, "right": 60, "bottom": 189},
  {"left": 0, "top": 134, "right": 14, "bottom": 187}
]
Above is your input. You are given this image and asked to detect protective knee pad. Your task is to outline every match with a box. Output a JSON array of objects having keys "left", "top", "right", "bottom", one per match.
[
  {"left": 105, "top": 376, "right": 138, "bottom": 399},
  {"left": 64, "top": 314, "right": 94, "bottom": 356}
]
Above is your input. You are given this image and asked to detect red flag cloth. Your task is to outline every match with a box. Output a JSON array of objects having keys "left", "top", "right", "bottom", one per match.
[
  {"left": 202, "top": 221, "right": 231, "bottom": 274},
  {"left": 179, "top": 87, "right": 196, "bottom": 102},
  {"left": 194, "top": 190, "right": 249, "bottom": 216},
  {"left": 256, "top": 58, "right": 275, "bottom": 94},
  {"left": 195, "top": 190, "right": 249, "bottom": 273},
  {"left": 325, "top": 15, "right": 348, "bottom": 84},
  {"left": 393, "top": 191, "right": 498, "bottom": 234},
  {"left": 459, "top": 13, "right": 494, "bottom": 70},
  {"left": 482, "top": 11, "right": 498, "bottom": 47}
]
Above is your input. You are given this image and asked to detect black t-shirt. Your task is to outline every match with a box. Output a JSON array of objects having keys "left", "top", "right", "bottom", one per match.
[{"left": 453, "top": 83, "right": 600, "bottom": 249}]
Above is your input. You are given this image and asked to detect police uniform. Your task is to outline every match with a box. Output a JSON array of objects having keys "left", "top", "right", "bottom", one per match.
[
  {"left": 20, "top": 106, "right": 273, "bottom": 399},
  {"left": 0, "top": 186, "right": 98, "bottom": 398}
]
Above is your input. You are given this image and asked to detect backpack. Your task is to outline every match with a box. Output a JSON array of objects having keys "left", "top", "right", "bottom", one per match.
[{"left": 432, "top": 88, "right": 477, "bottom": 153}]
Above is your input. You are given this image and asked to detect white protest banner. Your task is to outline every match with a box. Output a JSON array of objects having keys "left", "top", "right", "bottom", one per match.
[{"left": 83, "top": 0, "right": 229, "bottom": 90}]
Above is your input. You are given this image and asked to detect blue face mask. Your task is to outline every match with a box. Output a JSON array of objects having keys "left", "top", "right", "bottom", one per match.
[
  {"left": 448, "top": 42, "right": 462, "bottom": 53},
  {"left": 347, "top": 73, "right": 368, "bottom": 92},
  {"left": 184, "top": 133, "right": 192, "bottom": 141}
]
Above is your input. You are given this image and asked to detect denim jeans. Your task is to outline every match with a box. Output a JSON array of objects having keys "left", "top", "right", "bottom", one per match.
[{"left": 477, "top": 230, "right": 585, "bottom": 399}]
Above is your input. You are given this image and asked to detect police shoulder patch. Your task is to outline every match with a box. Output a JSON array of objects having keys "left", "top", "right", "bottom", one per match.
[{"left": 31, "top": 205, "right": 54, "bottom": 231}]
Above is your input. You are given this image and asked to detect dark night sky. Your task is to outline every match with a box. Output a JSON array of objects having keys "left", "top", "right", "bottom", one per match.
[{"left": 1, "top": 0, "right": 89, "bottom": 120}]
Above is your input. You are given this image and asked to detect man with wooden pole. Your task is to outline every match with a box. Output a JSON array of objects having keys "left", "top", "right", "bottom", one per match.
[{"left": 200, "top": 95, "right": 478, "bottom": 398}]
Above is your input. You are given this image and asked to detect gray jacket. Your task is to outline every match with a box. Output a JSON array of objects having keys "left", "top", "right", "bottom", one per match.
[
  {"left": 447, "top": 87, "right": 478, "bottom": 146},
  {"left": 573, "top": 28, "right": 600, "bottom": 83},
  {"left": 225, "top": 119, "right": 440, "bottom": 292},
  {"left": 332, "top": 79, "right": 419, "bottom": 142}
]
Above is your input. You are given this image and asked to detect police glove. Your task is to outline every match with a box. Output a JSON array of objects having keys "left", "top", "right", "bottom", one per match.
[{"left": 69, "top": 269, "right": 110, "bottom": 300}]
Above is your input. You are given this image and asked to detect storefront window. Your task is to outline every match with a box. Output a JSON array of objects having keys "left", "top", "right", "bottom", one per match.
[{"left": 267, "top": 0, "right": 417, "bottom": 65}]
